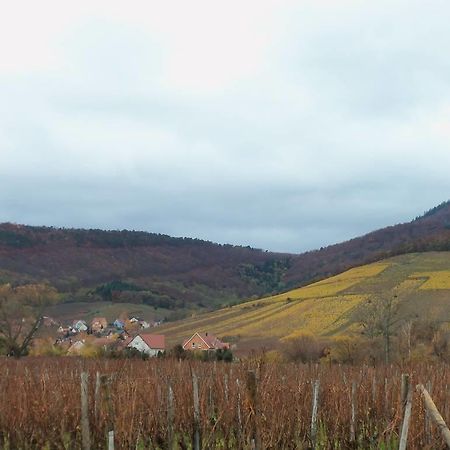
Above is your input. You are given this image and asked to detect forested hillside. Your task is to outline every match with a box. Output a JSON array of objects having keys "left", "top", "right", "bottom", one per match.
[
  {"left": 0, "top": 223, "right": 292, "bottom": 313},
  {"left": 0, "top": 201, "right": 449, "bottom": 318}
]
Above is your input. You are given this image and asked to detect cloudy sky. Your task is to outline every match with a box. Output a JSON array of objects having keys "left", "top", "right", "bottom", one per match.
[{"left": 1, "top": 1, "right": 449, "bottom": 253}]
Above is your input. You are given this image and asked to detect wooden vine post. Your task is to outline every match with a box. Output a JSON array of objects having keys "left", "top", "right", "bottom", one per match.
[
  {"left": 80, "top": 372, "right": 91, "bottom": 450},
  {"left": 311, "top": 380, "right": 320, "bottom": 448},
  {"left": 246, "top": 370, "right": 261, "bottom": 450},
  {"left": 192, "top": 372, "right": 201, "bottom": 450},
  {"left": 399, "top": 374, "right": 412, "bottom": 450},
  {"left": 350, "top": 381, "right": 357, "bottom": 442},
  {"left": 94, "top": 372, "right": 101, "bottom": 420},
  {"left": 168, "top": 383, "right": 174, "bottom": 450},
  {"left": 100, "top": 375, "right": 115, "bottom": 450},
  {"left": 417, "top": 384, "right": 450, "bottom": 448},
  {"left": 236, "top": 378, "right": 242, "bottom": 446}
]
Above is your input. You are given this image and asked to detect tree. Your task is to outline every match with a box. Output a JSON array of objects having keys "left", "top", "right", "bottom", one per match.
[
  {"left": 0, "top": 284, "right": 58, "bottom": 357},
  {"left": 215, "top": 348, "right": 233, "bottom": 362},
  {"left": 356, "top": 280, "right": 420, "bottom": 364},
  {"left": 168, "top": 344, "right": 188, "bottom": 360}
]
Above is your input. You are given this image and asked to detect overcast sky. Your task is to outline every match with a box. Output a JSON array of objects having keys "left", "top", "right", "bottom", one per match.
[{"left": 1, "top": 1, "right": 449, "bottom": 253}]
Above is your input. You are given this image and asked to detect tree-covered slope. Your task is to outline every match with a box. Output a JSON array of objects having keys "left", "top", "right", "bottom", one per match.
[
  {"left": 0, "top": 201, "right": 449, "bottom": 318},
  {"left": 0, "top": 224, "right": 292, "bottom": 312}
]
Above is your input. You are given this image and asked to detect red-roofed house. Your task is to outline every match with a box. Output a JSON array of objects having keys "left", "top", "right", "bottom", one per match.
[
  {"left": 182, "top": 332, "right": 229, "bottom": 352},
  {"left": 125, "top": 334, "right": 165, "bottom": 356}
]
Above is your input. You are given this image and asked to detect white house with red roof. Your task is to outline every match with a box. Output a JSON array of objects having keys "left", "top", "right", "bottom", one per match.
[
  {"left": 182, "top": 332, "right": 229, "bottom": 351},
  {"left": 125, "top": 334, "right": 165, "bottom": 356}
]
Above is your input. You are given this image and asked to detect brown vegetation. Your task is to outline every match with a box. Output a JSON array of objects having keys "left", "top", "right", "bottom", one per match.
[
  {"left": 0, "top": 358, "right": 449, "bottom": 449},
  {"left": 0, "top": 201, "right": 449, "bottom": 317}
]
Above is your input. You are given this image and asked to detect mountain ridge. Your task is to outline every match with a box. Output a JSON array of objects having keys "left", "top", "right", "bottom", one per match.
[{"left": 0, "top": 201, "right": 449, "bottom": 316}]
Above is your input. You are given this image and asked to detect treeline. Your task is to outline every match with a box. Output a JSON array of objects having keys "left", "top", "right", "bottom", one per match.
[
  {"left": 0, "top": 223, "right": 268, "bottom": 250},
  {"left": 415, "top": 200, "right": 450, "bottom": 220},
  {"left": 92, "top": 280, "right": 186, "bottom": 310}
]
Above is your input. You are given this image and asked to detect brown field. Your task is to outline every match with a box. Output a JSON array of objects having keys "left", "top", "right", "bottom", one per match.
[{"left": 0, "top": 358, "right": 449, "bottom": 449}]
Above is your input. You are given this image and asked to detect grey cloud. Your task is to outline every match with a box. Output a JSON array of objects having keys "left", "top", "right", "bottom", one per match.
[{"left": 1, "top": 3, "right": 450, "bottom": 252}]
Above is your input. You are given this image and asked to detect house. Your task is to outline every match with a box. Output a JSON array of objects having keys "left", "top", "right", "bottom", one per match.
[
  {"left": 182, "top": 332, "right": 230, "bottom": 351},
  {"left": 139, "top": 320, "right": 151, "bottom": 329},
  {"left": 72, "top": 320, "right": 88, "bottom": 332},
  {"left": 125, "top": 334, "right": 165, "bottom": 356},
  {"left": 113, "top": 319, "right": 125, "bottom": 329},
  {"left": 129, "top": 317, "right": 139, "bottom": 323},
  {"left": 91, "top": 317, "right": 108, "bottom": 333}
]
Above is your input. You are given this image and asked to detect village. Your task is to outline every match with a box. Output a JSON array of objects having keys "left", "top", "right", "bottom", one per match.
[{"left": 37, "top": 315, "right": 231, "bottom": 358}]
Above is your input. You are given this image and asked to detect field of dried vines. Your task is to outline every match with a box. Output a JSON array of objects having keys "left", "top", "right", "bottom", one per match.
[{"left": 0, "top": 357, "right": 448, "bottom": 449}]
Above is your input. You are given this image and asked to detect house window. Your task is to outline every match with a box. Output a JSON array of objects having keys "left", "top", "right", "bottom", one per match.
[{"left": 192, "top": 342, "right": 195, "bottom": 348}]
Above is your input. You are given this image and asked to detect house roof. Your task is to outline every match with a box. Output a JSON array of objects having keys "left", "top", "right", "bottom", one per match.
[
  {"left": 129, "top": 333, "right": 165, "bottom": 350},
  {"left": 72, "top": 320, "right": 88, "bottom": 329},
  {"left": 72, "top": 319, "right": 87, "bottom": 326},
  {"left": 184, "top": 332, "right": 229, "bottom": 350}
]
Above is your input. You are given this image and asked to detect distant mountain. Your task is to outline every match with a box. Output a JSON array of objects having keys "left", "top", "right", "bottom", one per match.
[
  {"left": 0, "top": 201, "right": 449, "bottom": 317},
  {"left": 283, "top": 200, "right": 450, "bottom": 288}
]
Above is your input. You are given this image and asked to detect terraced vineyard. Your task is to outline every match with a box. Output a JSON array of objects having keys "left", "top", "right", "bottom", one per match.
[{"left": 160, "top": 252, "right": 450, "bottom": 352}]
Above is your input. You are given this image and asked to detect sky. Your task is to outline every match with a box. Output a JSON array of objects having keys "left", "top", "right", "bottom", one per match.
[{"left": 1, "top": 1, "right": 449, "bottom": 253}]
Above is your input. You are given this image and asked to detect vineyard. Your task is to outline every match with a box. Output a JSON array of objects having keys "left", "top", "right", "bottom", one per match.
[
  {"left": 158, "top": 253, "right": 450, "bottom": 351},
  {"left": 0, "top": 358, "right": 449, "bottom": 449}
]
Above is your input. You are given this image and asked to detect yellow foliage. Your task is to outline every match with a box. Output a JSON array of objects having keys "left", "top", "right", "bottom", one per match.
[
  {"left": 159, "top": 254, "right": 450, "bottom": 351},
  {"left": 30, "top": 338, "right": 66, "bottom": 356},
  {"left": 412, "top": 271, "right": 450, "bottom": 289},
  {"left": 328, "top": 335, "right": 365, "bottom": 364},
  {"left": 264, "top": 350, "right": 283, "bottom": 362},
  {"left": 314, "top": 263, "right": 389, "bottom": 285},
  {"left": 258, "top": 263, "right": 389, "bottom": 304},
  {"left": 222, "top": 295, "right": 365, "bottom": 339},
  {"left": 79, "top": 343, "right": 101, "bottom": 358}
]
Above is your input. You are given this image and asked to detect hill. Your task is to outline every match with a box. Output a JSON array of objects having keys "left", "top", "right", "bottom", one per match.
[
  {"left": 0, "top": 224, "right": 292, "bottom": 319},
  {"left": 284, "top": 200, "right": 450, "bottom": 288},
  {"left": 158, "top": 252, "right": 450, "bottom": 353},
  {"left": 0, "top": 201, "right": 449, "bottom": 322}
]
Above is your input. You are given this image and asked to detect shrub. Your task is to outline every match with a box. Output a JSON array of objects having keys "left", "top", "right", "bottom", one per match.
[{"left": 282, "top": 334, "right": 327, "bottom": 363}]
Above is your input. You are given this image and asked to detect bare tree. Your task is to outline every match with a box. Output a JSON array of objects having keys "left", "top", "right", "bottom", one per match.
[
  {"left": 356, "top": 280, "right": 421, "bottom": 364},
  {"left": 0, "top": 284, "right": 58, "bottom": 357}
]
